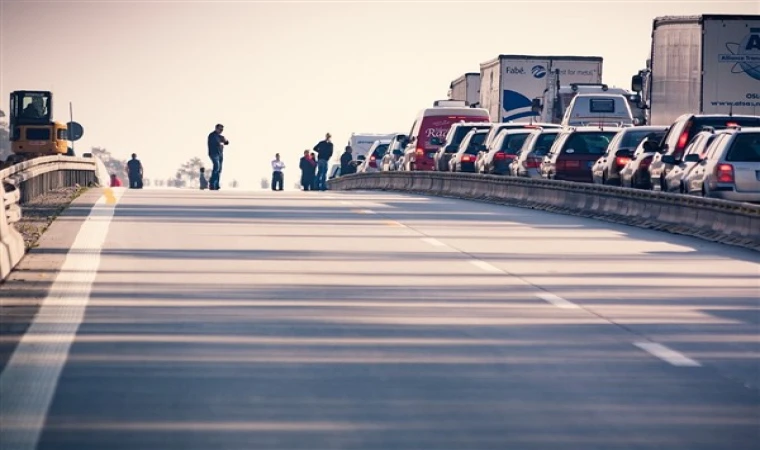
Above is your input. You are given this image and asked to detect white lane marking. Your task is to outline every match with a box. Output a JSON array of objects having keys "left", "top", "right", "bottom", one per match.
[
  {"left": 340, "top": 201, "right": 352, "bottom": 205},
  {"left": 469, "top": 260, "right": 503, "bottom": 274},
  {"left": 421, "top": 238, "right": 446, "bottom": 247},
  {"left": 536, "top": 293, "right": 580, "bottom": 309},
  {"left": 0, "top": 188, "right": 124, "bottom": 450},
  {"left": 634, "top": 342, "right": 701, "bottom": 367},
  {"left": 357, "top": 209, "right": 376, "bottom": 215},
  {"left": 324, "top": 196, "right": 336, "bottom": 199}
]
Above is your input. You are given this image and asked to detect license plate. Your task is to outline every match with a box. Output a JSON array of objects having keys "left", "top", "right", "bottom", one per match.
[{"left": 29, "top": 141, "right": 46, "bottom": 146}]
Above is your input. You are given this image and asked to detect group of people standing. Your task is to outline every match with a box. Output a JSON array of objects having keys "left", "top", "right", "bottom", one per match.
[
  {"left": 109, "top": 153, "right": 144, "bottom": 189},
  {"left": 296, "top": 133, "right": 334, "bottom": 191}
]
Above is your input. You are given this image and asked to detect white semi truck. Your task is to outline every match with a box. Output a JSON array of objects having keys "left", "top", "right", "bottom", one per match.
[
  {"left": 448, "top": 73, "right": 481, "bottom": 106},
  {"left": 479, "top": 54, "right": 603, "bottom": 123},
  {"left": 631, "top": 14, "right": 760, "bottom": 126}
]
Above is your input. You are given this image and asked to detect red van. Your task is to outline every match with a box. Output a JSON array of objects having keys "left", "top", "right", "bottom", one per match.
[{"left": 401, "top": 105, "right": 490, "bottom": 171}]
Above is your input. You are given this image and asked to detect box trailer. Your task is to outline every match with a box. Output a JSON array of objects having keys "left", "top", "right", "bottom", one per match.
[{"left": 449, "top": 73, "right": 481, "bottom": 106}]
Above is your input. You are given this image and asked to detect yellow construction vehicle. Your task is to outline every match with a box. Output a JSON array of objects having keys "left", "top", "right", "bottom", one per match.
[{"left": 6, "top": 90, "right": 83, "bottom": 165}]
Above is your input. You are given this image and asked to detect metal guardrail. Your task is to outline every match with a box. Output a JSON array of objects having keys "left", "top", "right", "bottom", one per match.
[
  {"left": 328, "top": 172, "right": 760, "bottom": 251},
  {"left": 1, "top": 155, "right": 104, "bottom": 281}
]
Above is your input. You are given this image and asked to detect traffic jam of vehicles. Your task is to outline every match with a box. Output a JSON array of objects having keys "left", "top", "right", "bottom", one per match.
[{"left": 346, "top": 15, "right": 760, "bottom": 204}]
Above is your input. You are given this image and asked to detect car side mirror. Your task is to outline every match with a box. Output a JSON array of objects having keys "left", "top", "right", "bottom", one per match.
[
  {"left": 531, "top": 98, "right": 543, "bottom": 113},
  {"left": 631, "top": 74, "right": 643, "bottom": 92},
  {"left": 643, "top": 140, "right": 658, "bottom": 153},
  {"left": 683, "top": 154, "right": 700, "bottom": 163},
  {"left": 661, "top": 154, "right": 677, "bottom": 165}
]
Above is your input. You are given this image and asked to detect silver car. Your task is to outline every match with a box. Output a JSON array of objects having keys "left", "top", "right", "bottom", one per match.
[
  {"left": 677, "top": 126, "right": 760, "bottom": 202},
  {"left": 511, "top": 128, "right": 561, "bottom": 178}
]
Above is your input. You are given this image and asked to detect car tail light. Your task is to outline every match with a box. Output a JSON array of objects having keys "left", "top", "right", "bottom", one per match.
[
  {"left": 615, "top": 156, "right": 631, "bottom": 168},
  {"left": 461, "top": 155, "right": 475, "bottom": 162},
  {"left": 415, "top": 147, "right": 424, "bottom": 156},
  {"left": 675, "top": 120, "right": 692, "bottom": 156},
  {"left": 524, "top": 158, "right": 541, "bottom": 169},
  {"left": 716, "top": 163, "right": 734, "bottom": 183},
  {"left": 494, "top": 152, "right": 507, "bottom": 160}
]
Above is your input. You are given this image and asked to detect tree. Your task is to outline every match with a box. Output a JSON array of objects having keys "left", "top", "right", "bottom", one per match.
[
  {"left": 0, "top": 110, "right": 11, "bottom": 163},
  {"left": 173, "top": 157, "right": 203, "bottom": 188},
  {"left": 91, "top": 147, "right": 127, "bottom": 179}
]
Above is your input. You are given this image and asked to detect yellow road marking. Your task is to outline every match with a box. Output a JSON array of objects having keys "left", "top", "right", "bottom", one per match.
[{"left": 103, "top": 188, "right": 116, "bottom": 205}]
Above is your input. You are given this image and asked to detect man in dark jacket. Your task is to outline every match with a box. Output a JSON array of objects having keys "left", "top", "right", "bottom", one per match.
[
  {"left": 340, "top": 146, "right": 356, "bottom": 176},
  {"left": 312, "top": 133, "right": 333, "bottom": 191},
  {"left": 126, "top": 153, "right": 143, "bottom": 189},
  {"left": 207, "top": 123, "right": 229, "bottom": 191}
]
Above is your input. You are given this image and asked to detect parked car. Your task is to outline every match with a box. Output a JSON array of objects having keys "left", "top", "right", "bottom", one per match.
[
  {"left": 662, "top": 131, "right": 717, "bottom": 193},
  {"left": 432, "top": 122, "right": 492, "bottom": 172},
  {"left": 541, "top": 127, "right": 621, "bottom": 182},
  {"left": 358, "top": 140, "right": 391, "bottom": 173},
  {"left": 449, "top": 128, "right": 489, "bottom": 173},
  {"left": 481, "top": 122, "right": 560, "bottom": 151},
  {"left": 619, "top": 130, "right": 670, "bottom": 189},
  {"left": 475, "top": 129, "right": 532, "bottom": 175},
  {"left": 380, "top": 134, "right": 408, "bottom": 171},
  {"left": 511, "top": 128, "right": 562, "bottom": 178},
  {"left": 679, "top": 126, "right": 760, "bottom": 202},
  {"left": 648, "top": 114, "right": 760, "bottom": 191},
  {"left": 591, "top": 125, "right": 668, "bottom": 185}
]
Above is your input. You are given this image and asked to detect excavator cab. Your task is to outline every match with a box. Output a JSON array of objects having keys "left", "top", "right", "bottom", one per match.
[{"left": 7, "top": 90, "right": 70, "bottom": 162}]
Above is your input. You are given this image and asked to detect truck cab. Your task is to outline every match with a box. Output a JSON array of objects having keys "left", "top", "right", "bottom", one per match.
[
  {"left": 560, "top": 93, "right": 635, "bottom": 128},
  {"left": 533, "top": 79, "right": 643, "bottom": 126}
]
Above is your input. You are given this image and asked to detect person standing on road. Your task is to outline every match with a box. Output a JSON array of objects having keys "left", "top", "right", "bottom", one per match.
[
  {"left": 300, "top": 150, "right": 316, "bottom": 191},
  {"left": 207, "top": 123, "right": 229, "bottom": 191},
  {"left": 340, "top": 145, "right": 356, "bottom": 176},
  {"left": 126, "top": 153, "right": 143, "bottom": 189},
  {"left": 313, "top": 132, "right": 333, "bottom": 191},
  {"left": 199, "top": 167, "right": 208, "bottom": 190},
  {"left": 271, "top": 153, "right": 285, "bottom": 191}
]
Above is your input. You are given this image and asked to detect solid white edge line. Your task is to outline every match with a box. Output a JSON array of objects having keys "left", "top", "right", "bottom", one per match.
[
  {"left": 0, "top": 187, "right": 124, "bottom": 450},
  {"left": 469, "top": 260, "right": 503, "bottom": 274},
  {"left": 634, "top": 342, "right": 701, "bottom": 367},
  {"left": 421, "top": 238, "right": 446, "bottom": 247},
  {"left": 535, "top": 293, "right": 580, "bottom": 309}
]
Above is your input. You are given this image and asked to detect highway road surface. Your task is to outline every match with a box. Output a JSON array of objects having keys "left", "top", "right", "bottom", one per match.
[{"left": 1, "top": 187, "right": 758, "bottom": 450}]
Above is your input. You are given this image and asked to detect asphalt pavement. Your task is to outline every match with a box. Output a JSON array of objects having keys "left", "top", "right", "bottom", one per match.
[{"left": 1, "top": 187, "right": 758, "bottom": 450}]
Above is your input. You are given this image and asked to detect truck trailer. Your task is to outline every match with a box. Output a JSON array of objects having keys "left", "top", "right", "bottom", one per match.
[
  {"left": 448, "top": 73, "right": 481, "bottom": 106},
  {"left": 632, "top": 14, "right": 760, "bottom": 126},
  {"left": 479, "top": 54, "right": 603, "bottom": 123}
]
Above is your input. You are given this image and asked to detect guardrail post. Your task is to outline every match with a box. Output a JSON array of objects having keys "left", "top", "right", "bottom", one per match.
[{"left": 0, "top": 182, "right": 24, "bottom": 280}]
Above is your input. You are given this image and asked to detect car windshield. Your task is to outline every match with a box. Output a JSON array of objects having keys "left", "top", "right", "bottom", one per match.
[
  {"left": 371, "top": 144, "right": 389, "bottom": 158},
  {"left": 726, "top": 133, "right": 760, "bottom": 162},
  {"left": 452, "top": 125, "right": 489, "bottom": 146},
  {"left": 563, "top": 132, "right": 617, "bottom": 155},
  {"left": 465, "top": 133, "right": 487, "bottom": 154},
  {"left": 531, "top": 133, "right": 559, "bottom": 156},
  {"left": 499, "top": 133, "right": 529, "bottom": 155},
  {"left": 620, "top": 129, "right": 666, "bottom": 150}
]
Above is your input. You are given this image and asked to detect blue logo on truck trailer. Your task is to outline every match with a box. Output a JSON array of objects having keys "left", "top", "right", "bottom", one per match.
[
  {"left": 721, "top": 28, "right": 760, "bottom": 81},
  {"left": 531, "top": 65, "right": 547, "bottom": 78}
]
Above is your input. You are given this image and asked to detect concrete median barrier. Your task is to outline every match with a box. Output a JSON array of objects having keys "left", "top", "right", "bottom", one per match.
[
  {"left": 328, "top": 172, "right": 760, "bottom": 251},
  {"left": 0, "top": 156, "right": 102, "bottom": 282}
]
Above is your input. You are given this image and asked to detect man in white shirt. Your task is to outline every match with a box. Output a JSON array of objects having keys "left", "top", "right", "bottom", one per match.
[{"left": 271, "top": 153, "right": 285, "bottom": 191}]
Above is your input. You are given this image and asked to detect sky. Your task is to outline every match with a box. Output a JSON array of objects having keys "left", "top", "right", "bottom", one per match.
[{"left": 1, "top": 0, "right": 758, "bottom": 189}]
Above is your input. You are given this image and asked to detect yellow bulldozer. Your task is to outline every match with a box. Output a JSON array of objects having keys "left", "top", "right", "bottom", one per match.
[{"left": 5, "top": 90, "right": 83, "bottom": 165}]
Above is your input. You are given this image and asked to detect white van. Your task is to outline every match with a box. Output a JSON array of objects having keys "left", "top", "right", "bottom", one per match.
[{"left": 561, "top": 93, "right": 635, "bottom": 128}]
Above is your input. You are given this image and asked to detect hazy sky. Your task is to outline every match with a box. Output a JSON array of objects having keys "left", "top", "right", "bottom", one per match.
[{"left": 1, "top": 0, "right": 757, "bottom": 188}]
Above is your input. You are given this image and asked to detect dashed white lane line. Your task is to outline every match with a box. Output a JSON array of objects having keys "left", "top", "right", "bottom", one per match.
[
  {"left": 634, "top": 342, "right": 701, "bottom": 367},
  {"left": 536, "top": 293, "right": 581, "bottom": 309},
  {"left": 469, "top": 260, "right": 503, "bottom": 274},
  {"left": 340, "top": 201, "right": 352, "bottom": 205},
  {"left": 0, "top": 187, "right": 125, "bottom": 450},
  {"left": 420, "top": 238, "right": 446, "bottom": 247}
]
